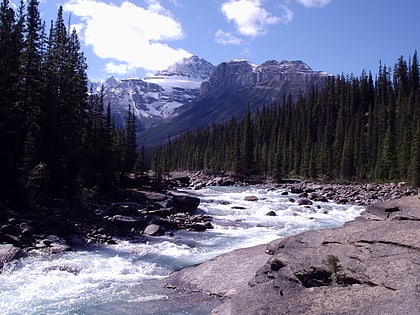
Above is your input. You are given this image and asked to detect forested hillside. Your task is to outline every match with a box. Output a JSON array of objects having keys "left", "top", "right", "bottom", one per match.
[
  {"left": 0, "top": 1, "right": 137, "bottom": 206},
  {"left": 154, "top": 54, "right": 420, "bottom": 186}
]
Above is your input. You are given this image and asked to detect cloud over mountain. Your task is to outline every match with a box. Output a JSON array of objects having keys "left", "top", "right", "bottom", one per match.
[
  {"left": 64, "top": 0, "right": 191, "bottom": 75},
  {"left": 220, "top": 0, "right": 285, "bottom": 37}
]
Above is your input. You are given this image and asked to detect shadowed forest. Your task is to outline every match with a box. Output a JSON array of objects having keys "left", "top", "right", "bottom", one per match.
[{"left": 0, "top": 1, "right": 138, "bottom": 206}]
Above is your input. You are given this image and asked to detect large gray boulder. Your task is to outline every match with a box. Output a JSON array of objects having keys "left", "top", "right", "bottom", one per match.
[
  {"left": 0, "top": 244, "right": 21, "bottom": 269},
  {"left": 166, "top": 195, "right": 420, "bottom": 314},
  {"left": 167, "top": 192, "right": 200, "bottom": 213}
]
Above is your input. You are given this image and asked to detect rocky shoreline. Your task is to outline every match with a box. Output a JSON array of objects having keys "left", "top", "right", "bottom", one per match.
[
  {"left": 0, "top": 175, "right": 211, "bottom": 269},
  {"left": 188, "top": 171, "right": 418, "bottom": 206},
  {"left": 1, "top": 172, "right": 419, "bottom": 314},
  {"left": 165, "top": 193, "right": 420, "bottom": 314}
]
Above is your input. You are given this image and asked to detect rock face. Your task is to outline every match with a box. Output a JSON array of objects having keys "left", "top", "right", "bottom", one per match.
[
  {"left": 165, "top": 195, "right": 420, "bottom": 314},
  {"left": 201, "top": 59, "right": 328, "bottom": 97},
  {"left": 138, "top": 59, "right": 329, "bottom": 146}
]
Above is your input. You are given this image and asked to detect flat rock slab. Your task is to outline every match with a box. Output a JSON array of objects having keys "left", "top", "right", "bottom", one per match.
[
  {"left": 166, "top": 195, "right": 420, "bottom": 314},
  {"left": 166, "top": 244, "right": 269, "bottom": 297}
]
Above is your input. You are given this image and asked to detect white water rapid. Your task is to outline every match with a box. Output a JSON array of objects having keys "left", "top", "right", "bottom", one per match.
[{"left": 0, "top": 185, "right": 364, "bottom": 314}]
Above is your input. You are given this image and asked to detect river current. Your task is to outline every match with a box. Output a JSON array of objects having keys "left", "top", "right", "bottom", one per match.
[{"left": 0, "top": 185, "right": 364, "bottom": 314}]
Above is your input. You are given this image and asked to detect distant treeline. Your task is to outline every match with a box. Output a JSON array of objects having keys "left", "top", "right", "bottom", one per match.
[
  {"left": 0, "top": 1, "right": 138, "bottom": 206},
  {"left": 154, "top": 53, "right": 420, "bottom": 186}
]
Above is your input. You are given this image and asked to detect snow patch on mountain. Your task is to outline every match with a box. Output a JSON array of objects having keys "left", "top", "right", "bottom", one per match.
[{"left": 98, "top": 56, "right": 215, "bottom": 129}]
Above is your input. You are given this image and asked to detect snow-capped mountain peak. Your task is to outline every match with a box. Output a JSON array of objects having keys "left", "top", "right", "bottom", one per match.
[
  {"left": 154, "top": 55, "right": 215, "bottom": 80},
  {"left": 100, "top": 56, "right": 216, "bottom": 130}
]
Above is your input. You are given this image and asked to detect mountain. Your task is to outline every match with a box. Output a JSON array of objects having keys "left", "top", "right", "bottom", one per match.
[
  {"left": 137, "top": 59, "right": 330, "bottom": 146},
  {"left": 97, "top": 56, "right": 215, "bottom": 131}
]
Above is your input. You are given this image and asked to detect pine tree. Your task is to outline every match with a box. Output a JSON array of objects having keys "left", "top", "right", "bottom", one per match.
[
  {"left": 37, "top": 6, "right": 88, "bottom": 198},
  {"left": 19, "top": 0, "right": 47, "bottom": 199},
  {"left": 0, "top": 0, "right": 25, "bottom": 199},
  {"left": 409, "top": 50, "right": 419, "bottom": 91},
  {"left": 239, "top": 105, "right": 255, "bottom": 176},
  {"left": 123, "top": 105, "right": 138, "bottom": 172},
  {"left": 408, "top": 121, "right": 420, "bottom": 186}
]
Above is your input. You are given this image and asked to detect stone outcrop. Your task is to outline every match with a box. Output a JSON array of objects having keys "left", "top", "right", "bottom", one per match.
[{"left": 165, "top": 195, "right": 420, "bottom": 314}]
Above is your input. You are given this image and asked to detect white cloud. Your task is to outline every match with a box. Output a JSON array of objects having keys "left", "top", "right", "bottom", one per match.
[
  {"left": 105, "top": 61, "right": 136, "bottom": 75},
  {"left": 296, "top": 0, "right": 332, "bottom": 8},
  {"left": 215, "top": 29, "right": 242, "bottom": 45},
  {"left": 63, "top": 0, "right": 191, "bottom": 75},
  {"left": 220, "top": 0, "right": 284, "bottom": 37},
  {"left": 278, "top": 4, "right": 293, "bottom": 24}
]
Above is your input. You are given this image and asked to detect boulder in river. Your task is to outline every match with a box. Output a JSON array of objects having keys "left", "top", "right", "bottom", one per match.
[
  {"left": 0, "top": 244, "right": 21, "bottom": 269},
  {"left": 110, "top": 215, "right": 148, "bottom": 229},
  {"left": 144, "top": 224, "right": 165, "bottom": 236},
  {"left": 167, "top": 192, "right": 200, "bottom": 213}
]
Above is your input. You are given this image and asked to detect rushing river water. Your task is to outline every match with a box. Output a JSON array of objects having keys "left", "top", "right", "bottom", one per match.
[{"left": 0, "top": 186, "right": 364, "bottom": 315}]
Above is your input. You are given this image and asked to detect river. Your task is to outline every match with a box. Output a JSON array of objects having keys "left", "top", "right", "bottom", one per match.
[{"left": 0, "top": 185, "right": 364, "bottom": 314}]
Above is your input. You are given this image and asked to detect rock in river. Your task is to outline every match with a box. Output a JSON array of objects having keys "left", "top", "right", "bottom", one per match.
[{"left": 0, "top": 244, "right": 21, "bottom": 270}]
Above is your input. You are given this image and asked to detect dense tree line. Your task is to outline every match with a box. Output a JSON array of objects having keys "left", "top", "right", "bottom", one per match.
[
  {"left": 0, "top": 0, "right": 137, "bottom": 206},
  {"left": 154, "top": 53, "right": 420, "bottom": 186}
]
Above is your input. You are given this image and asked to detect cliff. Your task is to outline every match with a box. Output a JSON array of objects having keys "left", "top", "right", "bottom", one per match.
[{"left": 166, "top": 195, "right": 420, "bottom": 314}]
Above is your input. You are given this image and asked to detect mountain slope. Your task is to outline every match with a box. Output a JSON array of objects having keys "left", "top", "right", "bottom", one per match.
[
  {"left": 138, "top": 59, "right": 330, "bottom": 146},
  {"left": 100, "top": 56, "right": 215, "bottom": 130}
]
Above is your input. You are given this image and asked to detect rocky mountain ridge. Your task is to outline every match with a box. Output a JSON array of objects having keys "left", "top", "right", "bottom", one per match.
[
  {"left": 93, "top": 56, "right": 329, "bottom": 142},
  {"left": 201, "top": 59, "right": 327, "bottom": 94},
  {"left": 137, "top": 58, "right": 329, "bottom": 146}
]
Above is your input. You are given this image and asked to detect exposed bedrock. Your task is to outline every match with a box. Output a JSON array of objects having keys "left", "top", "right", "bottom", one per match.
[{"left": 166, "top": 195, "right": 420, "bottom": 314}]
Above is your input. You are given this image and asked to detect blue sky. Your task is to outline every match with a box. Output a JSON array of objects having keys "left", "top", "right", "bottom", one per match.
[{"left": 15, "top": 0, "right": 420, "bottom": 80}]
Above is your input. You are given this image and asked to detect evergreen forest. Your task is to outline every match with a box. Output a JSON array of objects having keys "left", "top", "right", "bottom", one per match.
[
  {"left": 1, "top": 0, "right": 419, "bottom": 212},
  {"left": 0, "top": 0, "right": 138, "bottom": 206},
  {"left": 154, "top": 54, "right": 420, "bottom": 186}
]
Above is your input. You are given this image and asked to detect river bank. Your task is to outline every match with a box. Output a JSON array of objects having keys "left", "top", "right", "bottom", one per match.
[
  {"left": 0, "top": 176, "right": 210, "bottom": 269},
  {"left": 1, "top": 173, "right": 418, "bottom": 270},
  {"left": 187, "top": 171, "right": 418, "bottom": 206},
  {"left": 0, "top": 175, "right": 418, "bottom": 314},
  {"left": 166, "top": 194, "right": 420, "bottom": 314}
]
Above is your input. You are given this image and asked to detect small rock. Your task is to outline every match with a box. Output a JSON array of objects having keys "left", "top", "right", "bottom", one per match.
[
  {"left": 297, "top": 198, "right": 313, "bottom": 206},
  {"left": 290, "top": 187, "right": 304, "bottom": 194},
  {"left": 144, "top": 224, "right": 165, "bottom": 236},
  {"left": 244, "top": 196, "right": 259, "bottom": 202}
]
